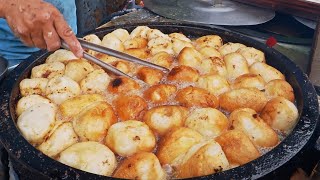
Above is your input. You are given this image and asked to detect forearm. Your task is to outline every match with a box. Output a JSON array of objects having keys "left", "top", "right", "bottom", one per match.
[{"left": 0, "top": 0, "right": 5, "bottom": 18}]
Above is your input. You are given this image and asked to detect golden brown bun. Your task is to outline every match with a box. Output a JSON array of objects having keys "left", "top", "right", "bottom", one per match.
[
  {"left": 219, "top": 42, "right": 246, "bottom": 56},
  {"left": 150, "top": 52, "right": 174, "bottom": 69},
  {"left": 169, "top": 32, "right": 191, "bottom": 42},
  {"left": 195, "top": 35, "right": 223, "bottom": 49},
  {"left": 232, "top": 73, "right": 266, "bottom": 90},
  {"left": 185, "top": 108, "right": 229, "bottom": 138},
  {"left": 177, "top": 47, "right": 202, "bottom": 69},
  {"left": 113, "top": 152, "right": 166, "bottom": 180},
  {"left": 110, "top": 61, "right": 132, "bottom": 74},
  {"left": 175, "top": 140, "right": 229, "bottom": 178},
  {"left": 111, "top": 28, "right": 130, "bottom": 43},
  {"left": 94, "top": 53, "right": 118, "bottom": 64},
  {"left": 215, "top": 130, "right": 260, "bottom": 165},
  {"left": 137, "top": 67, "right": 164, "bottom": 85},
  {"left": 124, "top": 48, "right": 150, "bottom": 60},
  {"left": 265, "top": 79, "right": 295, "bottom": 102},
  {"left": 230, "top": 108, "right": 279, "bottom": 147},
  {"left": 107, "top": 77, "right": 140, "bottom": 94},
  {"left": 156, "top": 127, "right": 203, "bottom": 165},
  {"left": 224, "top": 53, "right": 249, "bottom": 81},
  {"left": 64, "top": 59, "right": 94, "bottom": 82},
  {"left": 31, "top": 62, "right": 65, "bottom": 79},
  {"left": 130, "top": 26, "right": 151, "bottom": 39},
  {"left": 45, "top": 49, "right": 77, "bottom": 64},
  {"left": 175, "top": 86, "right": 219, "bottom": 108},
  {"left": 59, "top": 94, "right": 104, "bottom": 120},
  {"left": 113, "top": 95, "right": 148, "bottom": 121},
  {"left": 105, "top": 120, "right": 156, "bottom": 157},
  {"left": 144, "top": 84, "right": 177, "bottom": 104},
  {"left": 260, "top": 97, "right": 298, "bottom": 132},
  {"left": 237, "top": 47, "right": 265, "bottom": 65},
  {"left": 197, "top": 74, "right": 230, "bottom": 97},
  {"left": 38, "top": 122, "right": 78, "bottom": 157},
  {"left": 123, "top": 37, "right": 148, "bottom": 49},
  {"left": 249, "top": 62, "right": 285, "bottom": 83},
  {"left": 143, "top": 105, "right": 189, "bottom": 136},
  {"left": 167, "top": 65, "right": 199, "bottom": 83},
  {"left": 171, "top": 38, "right": 194, "bottom": 56},
  {"left": 73, "top": 101, "right": 117, "bottom": 142},
  {"left": 220, "top": 88, "right": 267, "bottom": 112}
]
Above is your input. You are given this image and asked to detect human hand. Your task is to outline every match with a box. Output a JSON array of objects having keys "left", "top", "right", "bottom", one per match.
[{"left": 0, "top": 0, "right": 83, "bottom": 57}]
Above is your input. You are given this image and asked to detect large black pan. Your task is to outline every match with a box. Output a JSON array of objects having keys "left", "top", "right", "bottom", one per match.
[{"left": 0, "top": 23, "right": 318, "bottom": 179}]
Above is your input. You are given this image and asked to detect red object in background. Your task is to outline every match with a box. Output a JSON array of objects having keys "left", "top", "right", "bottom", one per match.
[{"left": 266, "top": 36, "right": 277, "bottom": 47}]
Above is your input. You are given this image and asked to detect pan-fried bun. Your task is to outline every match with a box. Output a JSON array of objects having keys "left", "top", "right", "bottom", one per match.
[
  {"left": 143, "top": 105, "right": 189, "bottom": 136},
  {"left": 105, "top": 120, "right": 156, "bottom": 157},
  {"left": 175, "top": 86, "right": 219, "bottom": 108},
  {"left": 113, "top": 95, "right": 148, "bottom": 121},
  {"left": 215, "top": 130, "right": 260, "bottom": 165},
  {"left": 113, "top": 152, "right": 166, "bottom": 180},
  {"left": 58, "top": 141, "right": 117, "bottom": 176}
]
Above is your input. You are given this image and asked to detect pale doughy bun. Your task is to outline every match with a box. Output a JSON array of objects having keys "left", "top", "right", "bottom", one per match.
[
  {"left": 45, "top": 75, "right": 81, "bottom": 104},
  {"left": 215, "top": 130, "right": 260, "bottom": 165},
  {"left": 108, "top": 77, "right": 140, "bottom": 94},
  {"left": 31, "top": 62, "right": 65, "bottom": 79},
  {"left": 156, "top": 127, "right": 204, "bottom": 165},
  {"left": 199, "top": 46, "right": 222, "bottom": 59},
  {"left": 64, "top": 59, "right": 94, "bottom": 82},
  {"left": 260, "top": 97, "right": 298, "bottom": 132},
  {"left": 17, "top": 103, "right": 56, "bottom": 144},
  {"left": 185, "top": 108, "right": 229, "bottom": 139},
  {"left": 167, "top": 65, "right": 199, "bottom": 83},
  {"left": 83, "top": 34, "right": 102, "bottom": 56},
  {"left": 144, "top": 84, "right": 177, "bottom": 104},
  {"left": 113, "top": 152, "right": 166, "bottom": 180},
  {"left": 249, "top": 62, "right": 285, "bottom": 83},
  {"left": 46, "top": 49, "right": 77, "bottom": 64},
  {"left": 123, "top": 37, "right": 148, "bottom": 49},
  {"left": 73, "top": 101, "right": 117, "bottom": 142},
  {"left": 137, "top": 67, "right": 164, "bottom": 85},
  {"left": 175, "top": 86, "right": 219, "bottom": 108},
  {"left": 80, "top": 69, "right": 110, "bottom": 94},
  {"left": 175, "top": 140, "right": 229, "bottom": 178},
  {"left": 38, "top": 122, "right": 78, "bottom": 157},
  {"left": 177, "top": 47, "right": 202, "bottom": 69},
  {"left": 230, "top": 108, "right": 279, "bottom": 147},
  {"left": 101, "top": 33, "right": 124, "bottom": 52},
  {"left": 220, "top": 88, "right": 267, "bottom": 112},
  {"left": 105, "top": 120, "right": 156, "bottom": 157},
  {"left": 143, "top": 105, "right": 189, "bottom": 136},
  {"left": 219, "top": 42, "right": 246, "bottom": 56},
  {"left": 16, "top": 95, "right": 51, "bottom": 116},
  {"left": 169, "top": 32, "right": 191, "bottom": 42},
  {"left": 195, "top": 35, "right": 223, "bottom": 49},
  {"left": 111, "top": 28, "right": 130, "bottom": 43},
  {"left": 58, "top": 141, "right": 117, "bottom": 176},
  {"left": 265, "top": 79, "right": 294, "bottom": 102},
  {"left": 224, "top": 53, "right": 249, "bottom": 81},
  {"left": 197, "top": 74, "right": 230, "bottom": 97},
  {"left": 172, "top": 38, "right": 194, "bottom": 56},
  {"left": 130, "top": 26, "right": 151, "bottom": 39},
  {"left": 20, "top": 78, "right": 48, "bottom": 97},
  {"left": 113, "top": 95, "right": 148, "bottom": 121},
  {"left": 232, "top": 73, "right": 265, "bottom": 90},
  {"left": 237, "top": 47, "right": 265, "bottom": 65},
  {"left": 59, "top": 94, "right": 104, "bottom": 120}
]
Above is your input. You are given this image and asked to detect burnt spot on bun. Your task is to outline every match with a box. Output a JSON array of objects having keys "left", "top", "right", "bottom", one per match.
[{"left": 112, "top": 78, "right": 123, "bottom": 87}]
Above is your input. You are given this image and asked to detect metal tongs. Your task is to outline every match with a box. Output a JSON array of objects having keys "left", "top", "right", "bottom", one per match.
[{"left": 61, "top": 38, "right": 169, "bottom": 80}]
